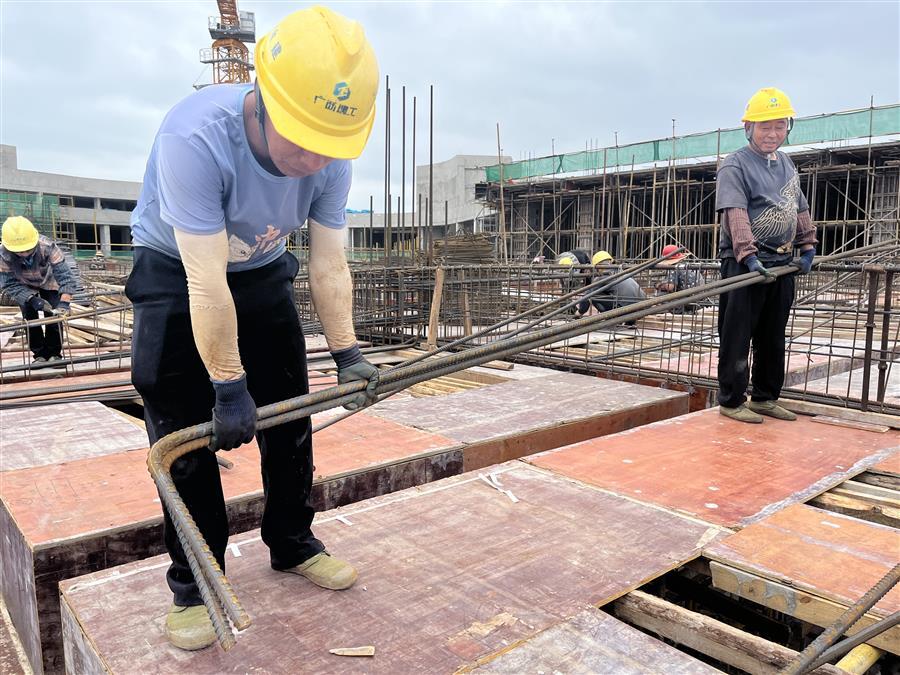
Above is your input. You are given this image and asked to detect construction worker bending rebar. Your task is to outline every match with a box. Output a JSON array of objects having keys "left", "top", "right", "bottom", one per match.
[
  {"left": 0, "top": 216, "right": 76, "bottom": 363},
  {"left": 126, "top": 7, "right": 379, "bottom": 651},
  {"left": 574, "top": 251, "right": 647, "bottom": 324},
  {"left": 714, "top": 87, "right": 817, "bottom": 424}
]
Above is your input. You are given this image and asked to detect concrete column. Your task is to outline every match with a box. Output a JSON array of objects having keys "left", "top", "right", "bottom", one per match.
[{"left": 100, "top": 224, "right": 111, "bottom": 256}]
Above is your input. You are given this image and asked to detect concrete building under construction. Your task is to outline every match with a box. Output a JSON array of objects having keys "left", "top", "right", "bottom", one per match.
[{"left": 477, "top": 104, "right": 900, "bottom": 263}]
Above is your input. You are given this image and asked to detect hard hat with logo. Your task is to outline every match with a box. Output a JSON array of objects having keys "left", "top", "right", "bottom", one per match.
[
  {"left": 557, "top": 252, "right": 577, "bottom": 266},
  {"left": 660, "top": 244, "right": 686, "bottom": 264},
  {"left": 1, "top": 216, "right": 39, "bottom": 253},
  {"left": 255, "top": 6, "right": 379, "bottom": 160},
  {"left": 742, "top": 87, "right": 796, "bottom": 123},
  {"left": 591, "top": 250, "right": 614, "bottom": 266}
]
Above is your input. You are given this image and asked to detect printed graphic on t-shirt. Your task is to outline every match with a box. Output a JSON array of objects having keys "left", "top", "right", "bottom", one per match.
[
  {"left": 227, "top": 225, "right": 287, "bottom": 263},
  {"left": 750, "top": 174, "right": 800, "bottom": 243}
]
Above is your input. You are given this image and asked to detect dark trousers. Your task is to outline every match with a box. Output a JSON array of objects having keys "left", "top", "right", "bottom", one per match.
[
  {"left": 20, "top": 288, "right": 61, "bottom": 359},
  {"left": 126, "top": 247, "right": 323, "bottom": 607},
  {"left": 717, "top": 257, "right": 795, "bottom": 408}
]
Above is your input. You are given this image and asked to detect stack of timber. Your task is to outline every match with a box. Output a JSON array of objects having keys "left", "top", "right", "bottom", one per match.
[{"left": 432, "top": 233, "right": 496, "bottom": 264}]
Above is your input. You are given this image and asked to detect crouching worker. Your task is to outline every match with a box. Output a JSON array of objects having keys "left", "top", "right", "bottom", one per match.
[
  {"left": 0, "top": 216, "right": 76, "bottom": 363},
  {"left": 574, "top": 251, "right": 646, "bottom": 323},
  {"left": 655, "top": 244, "right": 704, "bottom": 313},
  {"left": 715, "top": 87, "right": 817, "bottom": 424},
  {"left": 127, "top": 6, "right": 380, "bottom": 650}
]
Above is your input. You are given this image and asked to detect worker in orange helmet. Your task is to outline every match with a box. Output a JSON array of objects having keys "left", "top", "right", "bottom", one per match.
[
  {"left": 714, "top": 88, "right": 817, "bottom": 424},
  {"left": 127, "top": 7, "right": 380, "bottom": 650},
  {"left": 655, "top": 244, "right": 704, "bottom": 313}
]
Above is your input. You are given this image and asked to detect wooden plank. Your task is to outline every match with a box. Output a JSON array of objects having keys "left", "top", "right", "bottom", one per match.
[
  {"left": 427, "top": 266, "right": 446, "bottom": 350},
  {"left": 471, "top": 608, "right": 722, "bottom": 674},
  {"left": 810, "top": 491, "right": 900, "bottom": 528},
  {"left": 709, "top": 561, "right": 899, "bottom": 655},
  {"left": 705, "top": 504, "right": 900, "bottom": 638},
  {"left": 530, "top": 408, "right": 900, "bottom": 529},
  {"left": 855, "top": 471, "right": 900, "bottom": 490},
  {"left": 612, "top": 590, "right": 845, "bottom": 675},
  {"left": 779, "top": 399, "right": 900, "bottom": 430},
  {"left": 59, "top": 463, "right": 721, "bottom": 673},
  {"left": 811, "top": 415, "right": 890, "bottom": 433}
]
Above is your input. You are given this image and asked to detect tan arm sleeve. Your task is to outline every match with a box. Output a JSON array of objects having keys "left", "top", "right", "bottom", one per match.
[
  {"left": 308, "top": 219, "right": 357, "bottom": 350},
  {"left": 173, "top": 229, "right": 244, "bottom": 381}
]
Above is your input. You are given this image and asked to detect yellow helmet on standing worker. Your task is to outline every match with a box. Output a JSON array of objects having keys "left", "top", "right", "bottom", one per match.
[
  {"left": 1, "top": 216, "right": 39, "bottom": 253},
  {"left": 591, "top": 250, "right": 613, "bottom": 266},
  {"left": 742, "top": 87, "right": 796, "bottom": 123},
  {"left": 255, "top": 6, "right": 379, "bottom": 160}
]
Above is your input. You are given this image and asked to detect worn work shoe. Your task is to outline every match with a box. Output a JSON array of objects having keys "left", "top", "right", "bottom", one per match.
[
  {"left": 283, "top": 552, "right": 358, "bottom": 590},
  {"left": 32, "top": 356, "right": 47, "bottom": 364},
  {"left": 719, "top": 404, "right": 764, "bottom": 424},
  {"left": 165, "top": 604, "right": 216, "bottom": 651},
  {"left": 748, "top": 400, "right": 797, "bottom": 421}
]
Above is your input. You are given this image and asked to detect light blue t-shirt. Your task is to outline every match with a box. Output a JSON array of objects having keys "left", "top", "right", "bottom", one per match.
[{"left": 131, "top": 84, "right": 351, "bottom": 272}]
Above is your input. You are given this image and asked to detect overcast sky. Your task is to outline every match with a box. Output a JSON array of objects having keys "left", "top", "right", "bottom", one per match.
[{"left": 1, "top": 1, "right": 898, "bottom": 209}]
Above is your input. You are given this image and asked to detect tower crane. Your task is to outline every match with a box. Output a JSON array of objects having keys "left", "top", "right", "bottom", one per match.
[{"left": 198, "top": 0, "right": 256, "bottom": 87}]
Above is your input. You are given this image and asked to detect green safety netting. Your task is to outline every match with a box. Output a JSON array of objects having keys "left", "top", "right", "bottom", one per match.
[
  {"left": 485, "top": 104, "right": 900, "bottom": 183},
  {"left": 0, "top": 191, "right": 60, "bottom": 235}
]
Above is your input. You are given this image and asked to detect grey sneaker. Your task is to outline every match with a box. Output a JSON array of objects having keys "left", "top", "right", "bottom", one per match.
[
  {"left": 748, "top": 400, "right": 797, "bottom": 421},
  {"left": 48, "top": 355, "right": 63, "bottom": 362},
  {"left": 33, "top": 356, "right": 47, "bottom": 364},
  {"left": 719, "top": 404, "right": 764, "bottom": 424}
]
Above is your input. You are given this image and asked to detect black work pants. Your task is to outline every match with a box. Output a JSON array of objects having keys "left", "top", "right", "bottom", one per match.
[
  {"left": 126, "top": 247, "right": 323, "bottom": 607},
  {"left": 717, "top": 257, "right": 795, "bottom": 408},
  {"left": 20, "top": 288, "right": 61, "bottom": 359}
]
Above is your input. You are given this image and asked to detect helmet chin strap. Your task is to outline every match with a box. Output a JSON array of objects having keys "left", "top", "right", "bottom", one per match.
[{"left": 254, "top": 80, "right": 270, "bottom": 156}]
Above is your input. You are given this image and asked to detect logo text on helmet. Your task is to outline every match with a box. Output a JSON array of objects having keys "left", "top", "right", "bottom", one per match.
[
  {"left": 271, "top": 42, "right": 282, "bottom": 60},
  {"left": 313, "top": 84, "right": 358, "bottom": 117},
  {"left": 333, "top": 82, "right": 351, "bottom": 101}
]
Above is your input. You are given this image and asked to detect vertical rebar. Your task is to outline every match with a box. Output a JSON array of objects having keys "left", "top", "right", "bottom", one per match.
[{"left": 860, "top": 266, "right": 881, "bottom": 411}]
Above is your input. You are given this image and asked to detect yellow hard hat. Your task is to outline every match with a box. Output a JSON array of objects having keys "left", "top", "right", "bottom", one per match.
[
  {"left": 557, "top": 253, "right": 577, "bottom": 266},
  {"left": 742, "top": 87, "right": 796, "bottom": 123},
  {"left": 1, "top": 216, "right": 39, "bottom": 253},
  {"left": 592, "top": 250, "right": 613, "bottom": 266},
  {"left": 255, "top": 6, "right": 379, "bottom": 160}
]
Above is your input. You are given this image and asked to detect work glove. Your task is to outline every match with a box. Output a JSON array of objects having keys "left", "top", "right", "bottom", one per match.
[
  {"left": 332, "top": 345, "right": 379, "bottom": 411},
  {"left": 28, "top": 295, "right": 54, "bottom": 314},
  {"left": 56, "top": 301, "right": 71, "bottom": 316},
  {"left": 210, "top": 374, "right": 257, "bottom": 451},
  {"left": 793, "top": 248, "right": 815, "bottom": 275},
  {"left": 744, "top": 255, "right": 776, "bottom": 281}
]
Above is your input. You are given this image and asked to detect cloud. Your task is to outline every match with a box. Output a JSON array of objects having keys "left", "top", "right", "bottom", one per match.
[{"left": 1, "top": 1, "right": 897, "bottom": 210}]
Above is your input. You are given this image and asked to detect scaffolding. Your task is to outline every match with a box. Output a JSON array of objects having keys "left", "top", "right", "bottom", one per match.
[{"left": 478, "top": 141, "right": 900, "bottom": 263}]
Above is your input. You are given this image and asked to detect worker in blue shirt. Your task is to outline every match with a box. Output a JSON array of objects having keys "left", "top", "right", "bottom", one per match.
[{"left": 127, "top": 6, "right": 380, "bottom": 650}]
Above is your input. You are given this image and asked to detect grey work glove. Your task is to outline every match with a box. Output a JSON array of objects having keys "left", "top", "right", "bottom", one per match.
[
  {"left": 792, "top": 248, "right": 815, "bottom": 275},
  {"left": 210, "top": 374, "right": 258, "bottom": 451},
  {"left": 332, "top": 345, "right": 379, "bottom": 411},
  {"left": 28, "top": 295, "right": 54, "bottom": 314},
  {"left": 744, "top": 255, "right": 776, "bottom": 281}
]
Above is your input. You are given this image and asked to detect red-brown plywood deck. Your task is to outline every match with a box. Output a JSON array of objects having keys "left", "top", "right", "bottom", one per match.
[
  {"left": 529, "top": 408, "right": 900, "bottom": 528},
  {"left": 59, "top": 463, "right": 721, "bottom": 674},
  {"left": 705, "top": 503, "right": 900, "bottom": 617},
  {"left": 2, "top": 413, "right": 455, "bottom": 546}
]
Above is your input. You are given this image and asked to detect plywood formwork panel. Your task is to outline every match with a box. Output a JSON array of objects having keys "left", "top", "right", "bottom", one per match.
[
  {"left": 705, "top": 503, "right": 900, "bottom": 653},
  {"left": 371, "top": 372, "right": 688, "bottom": 469},
  {"left": 0, "top": 401, "right": 147, "bottom": 471},
  {"left": 0, "top": 412, "right": 456, "bottom": 674},
  {"left": 529, "top": 408, "right": 900, "bottom": 529},
  {"left": 59, "top": 462, "right": 721, "bottom": 674},
  {"left": 471, "top": 608, "right": 722, "bottom": 674}
]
